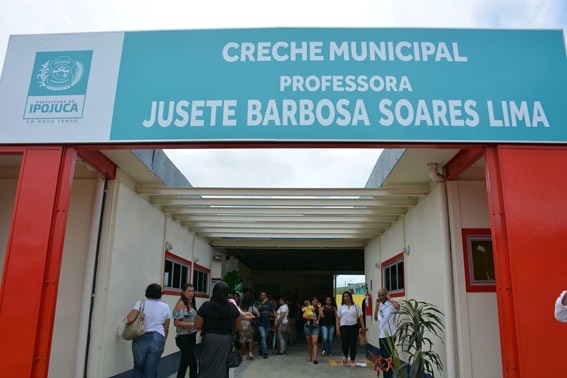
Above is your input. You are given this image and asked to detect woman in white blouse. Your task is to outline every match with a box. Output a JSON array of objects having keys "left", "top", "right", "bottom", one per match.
[{"left": 335, "top": 291, "right": 364, "bottom": 367}]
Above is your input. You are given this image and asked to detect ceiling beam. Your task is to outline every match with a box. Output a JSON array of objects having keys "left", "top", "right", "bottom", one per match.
[
  {"left": 199, "top": 232, "right": 380, "bottom": 238},
  {"left": 181, "top": 221, "right": 393, "bottom": 229},
  {"left": 174, "top": 215, "right": 400, "bottom": 223},
  {"left": 137, "top": 186, "right": 429, "bottom": 197},
  {"left": 165, "top": 207, "right": 408, "bottom": 216},
  {"left": 151, "top": 197, "right": 417, "bottom": 206},
  {"left": 444, "top": 148, "right": 484, "bottom": 180},
  {"left": 210, "top": 239, "right": 368, "bottom": 248},
  {"left": 190, "top": 227, "right": 385, "bottom": 234}
]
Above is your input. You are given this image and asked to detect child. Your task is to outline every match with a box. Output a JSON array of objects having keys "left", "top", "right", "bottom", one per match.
[{"left": 302, "top": 300, "right": 318, "bottom": 326}]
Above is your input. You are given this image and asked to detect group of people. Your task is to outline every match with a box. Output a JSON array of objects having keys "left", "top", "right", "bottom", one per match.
[
  {"left": 123, "top": 282, "right": 402, "bottom": 377},
  {"left": 236, "top": 290, "right": 368, "bottom": 367},
  {"left": 124, "top": 282, "right": 239, "bottom": 378},
  {"left": 301, "top": 291, "right": 367, "bottom": 367}
]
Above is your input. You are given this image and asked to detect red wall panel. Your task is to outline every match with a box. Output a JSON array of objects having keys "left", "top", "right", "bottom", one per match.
[{"left": 496, "top": 146, "right": 567, "bottom": 376}]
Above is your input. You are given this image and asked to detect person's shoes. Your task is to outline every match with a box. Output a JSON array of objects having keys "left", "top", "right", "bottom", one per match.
[
  {"left": 276, "top": 352, "right": 286, "bottom": 356},
  {"left": 327, "top": 352, "right": 333, "bottom": 357},
  {"left": 263, "top": 354, "right": 268, "bottom": 359},
  {"left": 248, "top": 353, "right": 254, "bottom": 360},
  {"left": 313, "top": 360, "right": 318, "bottom": 364},
  {"left": 320, "top": 351, "right": 326, "bottom": 357}
]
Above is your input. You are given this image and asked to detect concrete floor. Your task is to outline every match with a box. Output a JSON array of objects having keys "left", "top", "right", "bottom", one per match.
[
  {"left": 171, "top": 336, "right": 378, "bottom": 377},
  {"left": 230, "top": 337, "right": 376, "bottom": 378}
]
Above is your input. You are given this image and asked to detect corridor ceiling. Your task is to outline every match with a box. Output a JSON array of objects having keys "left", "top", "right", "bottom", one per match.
[
  {"left": 136, "top": 185, "right": 428, "bottom": 249},
  {"left": 102, "top": 147, "right": 484, "bottom": 271},
  {"left": 0, "top": 149, "right": 484, "bottom": 271}
]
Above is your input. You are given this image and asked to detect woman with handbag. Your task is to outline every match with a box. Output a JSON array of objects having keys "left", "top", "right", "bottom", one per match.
[
  {"left": 173, "top": 283, "right": 198, "bottom": 378},
  {"left": 195, "top": 281, "right": 241, "bottom": 378},
  {"left": 336, "top": 291, "right": 364, "bottom": 368},
  {"left": 238, "top": 294, "right": 260, "bottom": 360},
  {"left": 126, "top": 283, "right": 171, "bottom": 378}
]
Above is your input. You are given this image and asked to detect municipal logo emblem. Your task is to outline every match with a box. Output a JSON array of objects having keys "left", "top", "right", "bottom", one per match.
[
  {"left": 25, "top": 50, "right": 93, "bottom": 120},
  {"left": 37, "top": 56, "right": 84, "bottom": 91}
]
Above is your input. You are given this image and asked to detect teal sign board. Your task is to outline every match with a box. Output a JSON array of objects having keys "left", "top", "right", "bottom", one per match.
[
  {"left": 111, "top": 28, "right": 567, "bottom": 143},
  {"left": 1, "top": 28, "right": 566, "bottom": 143}
]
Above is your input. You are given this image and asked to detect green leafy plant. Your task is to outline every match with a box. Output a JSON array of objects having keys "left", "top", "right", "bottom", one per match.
[
  {"left": 222, "top": 270, "right": 242, "bottom": 293},
  {"left": 386, "top": 299, "right": 445, "bottom": 378},
  {"left": 384, "top": 331, "right": 405, "bottom": 378}
]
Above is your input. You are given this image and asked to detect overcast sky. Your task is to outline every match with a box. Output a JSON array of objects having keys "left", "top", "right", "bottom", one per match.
[{"left": 1, "top": 1, "right": 565, "bottom": 187}]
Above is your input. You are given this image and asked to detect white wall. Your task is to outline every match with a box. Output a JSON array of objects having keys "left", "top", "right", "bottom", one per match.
[
  {"left": 365, "top": 181, "right": 501, "bottom": 378},
  {"left": 447, "top": 181, "right": 501, "bottom": 378},
  {"left": 85, "top": 174, "right": 216, "bottom": 377},
  {"left": 49, "top": 179, "right": 98, "bottom": 378},
  {"left": 364, "top": 186, "right": 448, "bottom": 377},
  {"left": 0, "top": 179, "right": 17, "bottom": 284},
  {"left": 165, "top": 217, "right": 195, "bottom": 263}
]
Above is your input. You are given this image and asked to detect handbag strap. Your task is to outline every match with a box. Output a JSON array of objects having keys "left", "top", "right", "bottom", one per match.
[{"left": 139, "top": 299, "right": 145, "bottom": 314}]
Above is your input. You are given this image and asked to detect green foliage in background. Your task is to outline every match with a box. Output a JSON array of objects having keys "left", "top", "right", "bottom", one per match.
[{"left": 222, "top": 270, "right": 242, "bottom": 292}]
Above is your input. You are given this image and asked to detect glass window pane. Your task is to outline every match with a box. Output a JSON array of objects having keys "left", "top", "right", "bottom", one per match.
[
  {"left": 398, "top": 262, "right": 405, "bottom": 290},
  {"left": 193, "top": 271, "right": 198, "bottom": 289},
  {"left": 471, "top": 239, "right": 495, "bottom": 283},
  {"left": 391, "top": 264, "right": 398, "bottom": 291},
  {"left": 173, "top": 263, "right": 181, "bottom": 289},
  {"left": 202, "top": 273, "right": 208, "bottom": 293},
  {"left": 181, "top": 266, "right": 188, "bottom": 288},
  {"left": 165, "top": 260, "right": 173, "bottom": 288},
  {"left": 385, "top": 266, "right": 391, "bottom": 291}
]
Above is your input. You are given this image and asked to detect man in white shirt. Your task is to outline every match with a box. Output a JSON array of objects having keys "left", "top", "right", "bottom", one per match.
[
  {"left": 374, "top": 288, "right": 400, "bottom": 378},
  {"left": 555, "top": 290, "right": 567, "bottom": 322}
]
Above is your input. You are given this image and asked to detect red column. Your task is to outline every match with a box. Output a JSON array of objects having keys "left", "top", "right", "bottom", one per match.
[
  {"left": 485, "top": 146, "right": 520, "bottom": 377},
  {"left": 0, "top": 147, "right": 76, "bottom": 378}
]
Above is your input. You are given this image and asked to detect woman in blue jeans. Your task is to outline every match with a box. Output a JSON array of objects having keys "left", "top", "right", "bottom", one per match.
[
  {"left": 126, "top": 283, "right": 171, "bottom": 378},
  {"left": 303, "top": 297, "right": 321, "bottom": 364},
  {"left": 319, "top": 296, "right": 337, "bottom": 357}
]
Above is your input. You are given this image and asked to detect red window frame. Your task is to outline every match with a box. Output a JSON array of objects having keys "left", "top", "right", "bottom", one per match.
[
  {"left": 193, "top": 263, "right": 211, "bottom": 298},
  {"left": 381, "top": 252, "right": 405, "bottom": 298},
  {"left": 462, "top": 228, "right": 496, "bottom": 293},
  {"left": 163, "top": 251, "right": 192, "bottom": 296}
]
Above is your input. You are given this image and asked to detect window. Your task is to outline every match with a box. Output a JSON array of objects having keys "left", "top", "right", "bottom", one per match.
[
  {"left": 164, "top": 252, "right": 191, "bottom": 293},
  {"left": 382, "top": 253, "right": 405, "bottom": 297},
  {"left": 462, "top": 228, "right": 496, "bottom": 292},
  {"left": 193, "top": 263, "right": 211, "bottom": 297}
]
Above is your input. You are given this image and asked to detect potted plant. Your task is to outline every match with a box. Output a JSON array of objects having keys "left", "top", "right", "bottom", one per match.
[{"left": 376, "top": 299, "right": 444, "bottom": 378}]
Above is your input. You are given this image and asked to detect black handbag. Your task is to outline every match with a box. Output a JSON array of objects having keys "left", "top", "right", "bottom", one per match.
[
  {"left": 228, "top": 349, "right": 242, "bottom": 368},
  {"left": 228, "top": 312, "right": 242, "bottom": 368}
]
